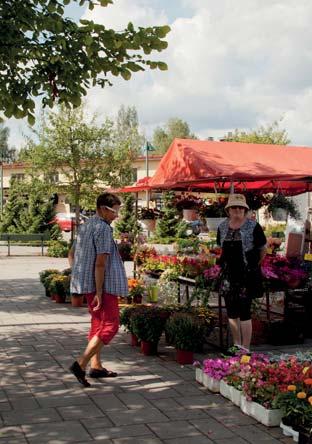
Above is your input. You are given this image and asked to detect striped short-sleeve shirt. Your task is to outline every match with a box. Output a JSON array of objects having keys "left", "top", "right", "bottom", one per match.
[{"left": 70, "top": 215, "right": 128, "bottom": 297}]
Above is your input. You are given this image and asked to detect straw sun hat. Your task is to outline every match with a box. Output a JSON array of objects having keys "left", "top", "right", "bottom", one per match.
[{"left": 225, "top": 194, "right": 249, "bottom": 210}]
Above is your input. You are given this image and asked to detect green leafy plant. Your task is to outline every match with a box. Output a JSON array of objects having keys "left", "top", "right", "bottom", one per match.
[
  {"left": 48, "top": 274, "right": 70, "bottom": 297},
  {"left": 165, "top": 312, "right": 206, "bottom": 351},
  {"left": 39, "top": 269, "right": 60, "bottom": 285},
  {"left": 47, "top": 240, "right": 69, "bottom": 257},
  {"left": 267, "top": 194, "right": 300, "bottom": 219},
  {"left": 130, "top": 306, "right": 169, "bottom": 343}
]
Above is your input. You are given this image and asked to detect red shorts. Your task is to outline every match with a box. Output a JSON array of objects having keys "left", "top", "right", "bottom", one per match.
[{"left": 85, "top": 292, "right": 119, "bottom": 345}]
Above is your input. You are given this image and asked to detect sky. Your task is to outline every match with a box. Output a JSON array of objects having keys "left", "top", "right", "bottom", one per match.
[{"left": 6, "top": 0, "right": 312, "bottom": 149}]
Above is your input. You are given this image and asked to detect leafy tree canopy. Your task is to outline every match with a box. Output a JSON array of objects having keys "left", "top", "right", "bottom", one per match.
[
  {"left": 20, "top": 103, "right": 142, "bottom": 223},
  {"left": 152, "top": 118, "right": 197, "bottom": 154},
  {"left": 0, "top": 0, "right": 170, "bottom": 124},
  {"left": 0, "top": 124, "right": 17, "bottom": 162},
  {"left": 223, "top": 120, "right": 290, "bottom": 145}
]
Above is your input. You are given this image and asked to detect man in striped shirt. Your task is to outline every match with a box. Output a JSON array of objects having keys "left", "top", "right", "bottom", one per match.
[{"left": 68, "top": 193, "right": 128, "bottom": 387}]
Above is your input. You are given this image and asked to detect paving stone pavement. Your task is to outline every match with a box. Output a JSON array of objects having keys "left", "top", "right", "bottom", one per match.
[{"left": 0, "top": 255, "right": 310, "bottom": 443}]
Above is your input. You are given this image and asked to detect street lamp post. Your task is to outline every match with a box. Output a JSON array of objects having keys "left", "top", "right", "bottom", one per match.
[{"left": 144, "top": 141, "right": 155, "bottom": 208}]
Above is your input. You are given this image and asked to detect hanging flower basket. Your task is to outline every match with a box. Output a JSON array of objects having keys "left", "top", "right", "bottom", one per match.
[
  {"left": 183, "top": 209, "right": 198, "bottom": 221},
  {"left": 140, "top": 219, "right": 156, "bottom": 231}
]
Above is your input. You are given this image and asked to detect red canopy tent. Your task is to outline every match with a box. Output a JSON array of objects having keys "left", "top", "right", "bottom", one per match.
[
  {"left": 148, "top": 139, "right": 312, "bottom": 195},
  {"left": 111, "top": 176, "right": 152, "bottom": 193}
]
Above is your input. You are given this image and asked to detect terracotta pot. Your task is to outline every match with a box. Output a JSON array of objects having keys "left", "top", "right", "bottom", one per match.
[
  {"left": 71, "top": 295, "right": 84, "bottom": 307},
  {"left": 140, "top": 340, "right": 158, "bottom": 355},
  {"left": 54, "top": 293, "right": 66, "bottom": 303},
  {"left": 251, "top": 319, "right": 269, "bottom": 345},
  {"left": 176, "top": 349, "right": 194, "bottom": 365},
  {"left": 50, "top": 293, "right": 56, "bottom": 301},
  {"left": 131, "top": 333, "right": 140, "bottom": 347}
]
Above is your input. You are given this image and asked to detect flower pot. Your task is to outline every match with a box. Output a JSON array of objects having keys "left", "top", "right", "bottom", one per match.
[
  {"left": 202, "top": 374, "right": 220, "bottom": 393},
  {"left": 251, "top": 319, "right": 269, "bottom": 345},
  {"left": 45, "top": 288, "right": 51, "bottom": 298},
  {"left": 140, "top": 219, "right": 156, "bottom": 231},
  {"left": 280, "top": 421, "right": 299, "bottom": 442},
  {"left": 133, "top": 294, "right": 143, "bottom": 304},
  {"left": 54, "top": 293, "right": 66, "bottom": 303},
  {"left": 195, "top": 368, "right": 203, "bottom": 385},
  {"left": 205, "top": 217, "right": 225, "bottom": 231},
  {"left": 272, "top": 208, "right": 287, "bottom": 221},
  {"left": 298, "top": 425, "right": 312, "bottom": 444},
  {"left": 230, "top": 386, "right": 242, "bottom": 407},
  {"left": 250, "top": 402, "right": 282, "bottom": 427},
  {"left": 220, "top": 379, "right": 232, "bottom": 400},
  {"left": 183, "top": 209, "right": 198, "bottom": 222},
  {"left": 140, "top": 340, "right": 158, "bottom": 356},
  {"left": 71, "top": 295, "right": 84, "bottom": 307},
  {"left": 51, "top": 293, "right": 56, "bottom": 301},
  {"left": 131, "top": 333, "right": 140, "bottom": 347},
  {"left": 176, "top": 349, "right": 194, "bottom": 365},
  {"left": 240, "top": 395, "right": 254, "bottom": 416}
]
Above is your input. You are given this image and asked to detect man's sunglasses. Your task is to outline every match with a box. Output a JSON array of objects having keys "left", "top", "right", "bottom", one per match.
[{"left": 103, "top": 205, "right": 119, "bottom": 214}]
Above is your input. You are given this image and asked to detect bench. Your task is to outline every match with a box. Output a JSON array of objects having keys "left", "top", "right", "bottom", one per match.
[{"left": 0, "top": 233, "right": 50, "bottom": 256}]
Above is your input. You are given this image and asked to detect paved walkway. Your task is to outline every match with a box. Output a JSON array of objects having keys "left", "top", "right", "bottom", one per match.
[{"left": 0, "top": 256, "right": 307, "bottom": 443}]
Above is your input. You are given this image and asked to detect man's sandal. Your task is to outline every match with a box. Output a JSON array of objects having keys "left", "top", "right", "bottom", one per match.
[
  {"left": 89, "top": 368, "right": 118, "bottom": 378},
  {"left": 69, "top": 361, "right": 91, "bottom": 387}
]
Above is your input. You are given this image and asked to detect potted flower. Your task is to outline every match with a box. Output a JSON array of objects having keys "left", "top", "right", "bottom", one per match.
[
  {"left": 267, "top": 194, "right": 300, "bottom": 221},
  {"left": 165, "top": 312, "right": 206, "bottom": 364},
  {"left": 200, "top": 197, "right": 227, "bottom": 231},
  {"left": 120, "top": 305, "right": 146, "bottom": 346},
  {"left": 137, "top": 207, "right": 160, "bottom": 231},
  {"left": 39, "top": 269, "right": 60, "bottom": 297},
  {"left": 130, "top": 306, "right": 169, "bottom": 355},
  {"left": 49, "top": 274, "right": 70, "bottom": 303},
  {"left": 127, "top": 278, "right": 145, "bottom": 304},
  {"left": 274, "top": 378, "right": 312, "bottom": 436},
  {"left": 175, "top": 194, "right": 203, "bottom": 221}
]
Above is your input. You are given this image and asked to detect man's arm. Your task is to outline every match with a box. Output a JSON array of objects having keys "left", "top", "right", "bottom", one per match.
[{"left": 93, "top": 253, "right": 108, "bottom": 311}]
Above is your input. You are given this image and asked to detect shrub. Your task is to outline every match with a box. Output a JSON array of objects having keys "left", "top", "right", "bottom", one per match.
[
  {"left": 47, "top": 240, "right": 69, "bottom": 257},
  {"left": 130, "top": 305, "right": 169, "bottom": 343}
]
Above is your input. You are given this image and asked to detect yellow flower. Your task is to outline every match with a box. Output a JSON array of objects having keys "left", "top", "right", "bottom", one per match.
[
  {"left": 308, "top": 396, "right": 312, "bottom": 405},
  {"left": 303, "top": 366, "right": 310, "bottom": 375},
  {"left": 240, "top": 355, "right": 251, "bottom": 364},
  {"left": 297, "top": 392, "right": 307, "bottom": 399},
  {"left": 287, "top": 385, "right": 297, "bottom": 391}
]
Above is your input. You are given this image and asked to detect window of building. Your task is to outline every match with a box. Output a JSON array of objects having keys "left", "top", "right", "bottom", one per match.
[{"left": 11, "top": 173, "right": 25, "bottom": 182}]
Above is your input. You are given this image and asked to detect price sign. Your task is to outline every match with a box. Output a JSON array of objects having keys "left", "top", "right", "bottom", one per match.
[{"left": 304, "top": 253, "right": 312, "bottom": 261}]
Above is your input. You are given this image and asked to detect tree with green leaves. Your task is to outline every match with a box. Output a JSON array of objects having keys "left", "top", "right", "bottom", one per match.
[
  {"left": 0, "top": 177, "right": 60, "bottom": 237},
  {"left": 0, "top": 124, "right": 16, "bottom": 162},
  {"left": 152, "top": 118, "right": 197, "bottom": 154},
  {"left": 114, "top": 193, "right": 141, "bottom": 236},
  {"left": 154, "top": 191, "right": 187, "bottom": 242},
  {"left": 21, "top": 104, "right": 141, "bottom": 225},
  {"left": 0, "top": 0, "right": 170, "bottom": 124},
  {"left": 223, "top": 121, "right": 290, "bottom": 145}
]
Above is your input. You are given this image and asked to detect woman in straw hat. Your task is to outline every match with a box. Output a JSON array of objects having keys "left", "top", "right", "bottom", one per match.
[{"left": 217, "top": 194, "right": 266, "bottom": 353}]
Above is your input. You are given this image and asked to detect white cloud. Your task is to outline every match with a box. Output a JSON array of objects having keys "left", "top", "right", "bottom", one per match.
[{"left": 7, "top": 0, "right": 312, "bottom": 147}]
